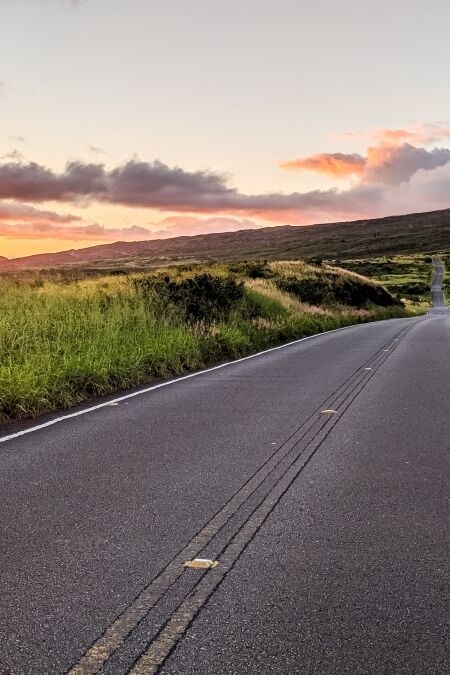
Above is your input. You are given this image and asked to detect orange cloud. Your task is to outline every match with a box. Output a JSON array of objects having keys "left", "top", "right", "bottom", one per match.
[
  {"left": 279, "top": 153, "right": 365, "bottom": 178},
  {"left": 281, "top": 137, "right": 450, "bottom": 186}
]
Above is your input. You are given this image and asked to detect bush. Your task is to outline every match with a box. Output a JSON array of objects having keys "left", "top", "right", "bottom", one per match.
[
  {"left": 133, "top": 273, "right": 245, "bottom": 322},
  {"left": 276, "top": 272, "right": 398, "bottom": 308},
  {"left": 392, "top": 281, "right": 429, "bottom": 296},
  {"left": 305, "top": 257, "right": 323, "bottom": 267},
  {"left": 228, "top": 260, "right": 273, "bottom": 279}
]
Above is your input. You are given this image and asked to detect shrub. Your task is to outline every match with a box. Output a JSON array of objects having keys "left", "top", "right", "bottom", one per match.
[
  {"left": 276, "top": 272, "right": 398, "bottom": 308},
  {"left": 228, "top": 260, "right": 273, "bottom": 279},
  {"left": 393, "top": 282, "right": 429, "bottom": 296},
  {"left": 305, "top": 257, "right": 323, "bottom": 267},
  {"left": 133, "top": 273, "right": 245, "bottom": 322}
]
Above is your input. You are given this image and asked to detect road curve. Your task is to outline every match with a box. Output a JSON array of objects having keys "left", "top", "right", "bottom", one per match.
[
  {"left": 430, "top": 256, "right": 448, "bottom": 313},
  {"left": 0, "top": 262, "right": 448, "bottom": 674}
]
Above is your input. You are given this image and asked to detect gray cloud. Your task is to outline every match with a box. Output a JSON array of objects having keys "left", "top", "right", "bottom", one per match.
[
  {"left": 0, "top": 159, "right": 372, "bottom": 220},
  {"left": 0, "top": 201, "right": 80, "bottom": 223},
  {"left": 1, "top": 150, "right": 24, "bottom": 162},
  {"left": 0, "top": 148, "right": 448, "bottom": 228},
  {"left": 88, "top": 145, "right": 106, "bottom": 155},
  {"left": 364, "top": 143, "right": 450, "bottom": 185}
]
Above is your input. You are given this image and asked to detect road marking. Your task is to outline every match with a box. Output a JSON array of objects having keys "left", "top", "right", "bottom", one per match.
[
  {"left": 67, "top": 326, "right": 413, "bottom": 674},
  {"left": 184, "top": 559, "right": 219, "bottom": 569},
  {"left": 0, "top": 321, "right": 393, "bottom": 446},
  {"left": 128, "top": 405, "right": 348, "bottom": 675}
]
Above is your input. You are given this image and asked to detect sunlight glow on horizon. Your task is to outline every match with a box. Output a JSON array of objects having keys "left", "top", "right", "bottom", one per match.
[{"left": 1, "top": 0, "right": 450, "bottom": 258}]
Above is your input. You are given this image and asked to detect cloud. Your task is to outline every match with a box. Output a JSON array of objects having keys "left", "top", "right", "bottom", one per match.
[
  {"left": 281, "top": 142, "right": 450, "bottom": 186},
  {"left": 0, "top": 158, "right": 381, "bottom": 223},
  {"left": 1, "top": 150, "right": 25, "bottom": 162},
  {"left": 88, "top": 145, "right": 106, "bottom": 155},
  {"left": 9, "top": 135, "right": 26, "bottom": 143},
  {"left": 0, "top": 222, "right": 173, "bottom": 242},
  {"left": 0, "top": 207, "right": 155, "bottom": 241},
  {"left": 337, "top": 122, "right": 450, "bottom": 145},
  {"left": 1, "top": 119, "right": 450, "bottom": 238},
  {"left": 0, "top": 202, "right": 80, "bottom": 223},
  {"left": 364, "top": 143, "right": 450, "bottom": 184},
  {"left": 279, "top": 153, "right": 365, "bottom": 178},
  {"left": 374, "top": 162, "right": 450, "bottom": 215},
  {"left": 151, "top": 216, "right": 261, "bottom": 238},
  {"left": 0, "top": 201, "right": 89, "bottom": 239}
]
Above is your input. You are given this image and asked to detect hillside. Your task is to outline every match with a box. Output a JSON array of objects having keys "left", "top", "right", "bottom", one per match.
[
  {"left": 0, "top": 260, "right": 418, "bottom": 424},
  {"left": 1, "top": 208, "right": 450, "bottom": 271}
]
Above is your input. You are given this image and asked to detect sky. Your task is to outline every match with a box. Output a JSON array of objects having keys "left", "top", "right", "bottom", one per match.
[{"left": 1, "top": 0, "right": 450, "bottom": 258}]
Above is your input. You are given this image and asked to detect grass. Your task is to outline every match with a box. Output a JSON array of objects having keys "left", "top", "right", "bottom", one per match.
[
  {"left": 0, "top": 260, "right": 426, "bottom": 426},
  {"left": 440, "top": 253, "right": 450, "bottom": 296},
  {"left": 333, "top": 253, "right": 436, "bottom": 308}
]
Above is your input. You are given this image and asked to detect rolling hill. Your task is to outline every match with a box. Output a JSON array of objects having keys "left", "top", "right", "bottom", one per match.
[{"left": 1, "top": 208, "right": 449, "bottom": 271}]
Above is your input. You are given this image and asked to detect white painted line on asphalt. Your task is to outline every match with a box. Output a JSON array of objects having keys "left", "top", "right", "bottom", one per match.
[{"left": 0, "top": 319, "right": 413, "bottom": 446}]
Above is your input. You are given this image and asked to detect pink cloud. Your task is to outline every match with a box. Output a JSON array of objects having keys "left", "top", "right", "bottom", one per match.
[
  {"left": 151, "top": 216, "right": 260, "bottom": 238},
  {"left": 0, "top": 201, "right": 156, "bottom": 241},
  {"left": 0, "top": 202, "right": 80, "bottom": 223},
  {"left": 337, "top": 122, "right": 450, "bottom": 146}
]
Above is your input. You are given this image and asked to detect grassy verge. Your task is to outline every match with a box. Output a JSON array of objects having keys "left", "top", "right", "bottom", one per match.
[
  {"left": 333, "top": 253, "right": 434, "bottom": 310},
  {"left": 0, "top": 260, "right": 424, "bottom": 426},
  {"left": 440, "top": 253, "right": 450, "bottom": 298}
]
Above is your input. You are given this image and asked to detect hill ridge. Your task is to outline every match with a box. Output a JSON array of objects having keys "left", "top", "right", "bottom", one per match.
[{"left": 1, "top": 208, "right": 449, "bottom": 270}]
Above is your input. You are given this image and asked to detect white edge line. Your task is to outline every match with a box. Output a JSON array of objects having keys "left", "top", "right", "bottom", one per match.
[{"left": 0, "top": 319, "right": 410, "bottom": 445}]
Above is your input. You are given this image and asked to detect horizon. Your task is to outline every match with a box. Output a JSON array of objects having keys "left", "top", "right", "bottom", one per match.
[
  {"left": 3, "top": 205, "right": 448, "bottom": 264},
  {"left": 1, "top": 0, "right": 450, "bottom": 258}
]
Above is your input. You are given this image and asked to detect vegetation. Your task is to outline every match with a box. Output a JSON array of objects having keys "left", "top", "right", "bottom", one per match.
[
  {"left": 441, "top": 254, "right": 450, "bottom": 296},
  {"left": 333, "top": 254, "right": 436, "bottom": 305},
  {"left": 0, "top": 260, "right": 423, "bottom": 426}
]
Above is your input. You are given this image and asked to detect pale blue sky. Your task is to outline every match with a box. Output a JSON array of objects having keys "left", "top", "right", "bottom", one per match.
[{"left": 1, "top": 0, "right": 450, "bottom": 256}]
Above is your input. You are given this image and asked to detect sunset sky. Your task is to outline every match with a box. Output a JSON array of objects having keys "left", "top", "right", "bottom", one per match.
[{"left": 1, "top": 0, "right": 450, "bottom": 258}]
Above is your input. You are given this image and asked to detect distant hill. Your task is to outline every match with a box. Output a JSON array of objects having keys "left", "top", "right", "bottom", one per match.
[{"left": 2, "top": 208, "right": 450, "bottom": 271}]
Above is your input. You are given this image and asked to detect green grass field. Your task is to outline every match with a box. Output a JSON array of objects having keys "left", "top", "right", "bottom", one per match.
[
  {"left": 332, "top": 253, "right": 436, "bottom": 305},
  {"left": 0, "top": 259, "right": 425, "bottom": 426}
]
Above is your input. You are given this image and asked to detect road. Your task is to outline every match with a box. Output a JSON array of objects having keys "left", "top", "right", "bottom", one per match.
[
  {"left": 0, "top": 262, "right": 448, "bottom": 674},
  {"left": 431, "top": 256, "right": 448, "bottom": 312}
]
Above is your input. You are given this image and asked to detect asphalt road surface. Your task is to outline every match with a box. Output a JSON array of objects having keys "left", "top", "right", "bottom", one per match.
[
  {"left": 431, "top": 256, "right": 448, "bottom": 312},
  {"left": 0, "top": 262, "right": 448, "bottom": 674}
]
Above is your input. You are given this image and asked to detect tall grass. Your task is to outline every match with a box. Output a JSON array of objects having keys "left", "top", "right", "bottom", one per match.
[{"left": 0, "top": 265, "right": 422, "bottom": 425}]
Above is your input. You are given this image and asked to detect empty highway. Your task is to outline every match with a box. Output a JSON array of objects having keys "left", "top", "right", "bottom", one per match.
[{"left": 0, "top": 262, "right": 448, "bottom": 674}]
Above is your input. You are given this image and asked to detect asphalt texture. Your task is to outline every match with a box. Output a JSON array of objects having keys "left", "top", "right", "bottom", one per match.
[{"left": 0, "top": 262, "right": 448, "bottom": 674}]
